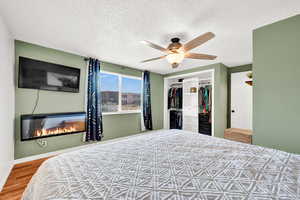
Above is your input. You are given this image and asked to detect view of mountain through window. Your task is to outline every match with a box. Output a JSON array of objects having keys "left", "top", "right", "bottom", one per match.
[
  {"left": 100, "top": 72, "right": 141, "bottom": 113},
  {"left": 100, "top": 72, "right": 119, "bottom": 112},
  {"left": 121, "top": 77, "right": 141, "bottom": 110}
]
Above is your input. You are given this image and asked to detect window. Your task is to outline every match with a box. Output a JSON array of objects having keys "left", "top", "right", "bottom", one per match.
[
  {"left": 121, "top": 77, "right": 141, "bottom": 111},
  {"left": 100, "top": 71, "right": 141, "bottom": 114},
  {"left": 100, "top": 72, "right": 119, "bottom": 112}
]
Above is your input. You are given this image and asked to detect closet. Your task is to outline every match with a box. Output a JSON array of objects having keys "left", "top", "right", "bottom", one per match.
[
  {"left": 198, "top": 79, "right": 212, "bottom": 135},
  {"left": 168, "top": 82, "right": 182, "bottom": 129},
  {"left": 165, "top": 70, "right": 213, "bottom": 136}
]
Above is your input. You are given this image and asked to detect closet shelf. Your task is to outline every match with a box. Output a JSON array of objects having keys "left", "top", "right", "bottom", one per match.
[
  {"left": 170, "top": 82, "right": 183, "bottom": 86},
  {"left": 170, "top": 80, "right": 211, "bottom": 85},
  {"left": 184, "top": 93, "right": 198, "bottom": 95}
]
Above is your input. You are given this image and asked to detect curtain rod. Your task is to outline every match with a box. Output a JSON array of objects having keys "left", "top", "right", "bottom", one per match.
[{"left": 83, "top": 57, "right": 147, "bottom": 73}]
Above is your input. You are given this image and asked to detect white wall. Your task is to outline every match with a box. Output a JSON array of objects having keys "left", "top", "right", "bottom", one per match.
[
  {"left": 0, "top": 16, "right": 15, "bottom": 190},
  {"left": 230, "top": 71, "right": 252, "bottom": 129}
]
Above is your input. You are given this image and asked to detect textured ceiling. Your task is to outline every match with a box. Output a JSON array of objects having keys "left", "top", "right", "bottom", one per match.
[{"left": 0, "top": 0, "right": 299, "bottom": 74}]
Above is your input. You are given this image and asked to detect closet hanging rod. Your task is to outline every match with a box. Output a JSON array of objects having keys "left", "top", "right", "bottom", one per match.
[
  {"left": 170, "top": 82, "right": 183, "bottom": 86},
  {"left": 199, "top": 81, "right": 211, "bottom": 84},
  {"left": 199, "top": 78, "right": 211, "bottom": 81},
  {"left": 170, "top": 78, "right": 211, "bottom": 83},
  {"left": 170, "top": 86, "right": 183, "bottom": 88},
  {"left": 170, "top": 79, "right": 211, "bottom": 87}
]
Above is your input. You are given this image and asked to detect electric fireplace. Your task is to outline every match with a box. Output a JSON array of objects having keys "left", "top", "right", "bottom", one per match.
[{"left": 21, "top": 112, "right": 86, "bottom": 141}]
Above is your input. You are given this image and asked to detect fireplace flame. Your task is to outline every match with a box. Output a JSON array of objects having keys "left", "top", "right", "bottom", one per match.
[{"left": 35, "top": 126, "right": 77, "bottom": 137}]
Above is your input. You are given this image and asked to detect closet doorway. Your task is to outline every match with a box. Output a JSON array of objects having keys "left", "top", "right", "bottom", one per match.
[{"left": 164, "top": 69, "right": 215, "bottom": 136}]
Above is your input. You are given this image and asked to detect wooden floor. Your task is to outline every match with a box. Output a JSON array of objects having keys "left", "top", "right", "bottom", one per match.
[{"left": 0, "top": 157, "right": 51, "bottom": 200}]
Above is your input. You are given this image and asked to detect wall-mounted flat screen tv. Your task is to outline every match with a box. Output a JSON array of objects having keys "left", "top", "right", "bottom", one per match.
[{"left": 18, "top": 57, "right": 80, "bottom": 93}]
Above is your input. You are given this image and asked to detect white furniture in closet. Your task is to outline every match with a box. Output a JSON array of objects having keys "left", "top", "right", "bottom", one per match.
[{"left": 182, "top": 78, "right": 199, "bottom": 132}]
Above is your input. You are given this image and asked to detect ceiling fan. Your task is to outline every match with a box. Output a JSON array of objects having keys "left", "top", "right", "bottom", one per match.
[{"left": 141, "top": 32, "right": 217, "bottom": 68}]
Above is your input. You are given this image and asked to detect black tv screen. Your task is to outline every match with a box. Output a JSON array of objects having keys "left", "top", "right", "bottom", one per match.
[{"left": 18, "top": 57, "right": 80, "bottom": 93}]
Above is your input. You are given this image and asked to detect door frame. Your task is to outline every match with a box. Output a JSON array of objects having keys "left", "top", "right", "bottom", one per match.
[{"left": 227, "top": 65, "right": 252, "bottom": 128}]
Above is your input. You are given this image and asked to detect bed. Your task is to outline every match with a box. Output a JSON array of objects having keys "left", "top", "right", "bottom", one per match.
[{"left": 22, "top": 129, "right": 300, "bottom": 200}]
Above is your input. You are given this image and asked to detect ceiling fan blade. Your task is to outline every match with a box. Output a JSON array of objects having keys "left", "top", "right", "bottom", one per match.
[
  {"left": 183, "top": 32, "right": 215, "bottom": 52},
  {"left": 141, "top": 41, "right": 168, "bottom": 53},
  {"left": 141, "top": 55, "right": 166, "bottom": 63},
  {"left": 185, "top": 53, "right": 217, "bottom": 60}
]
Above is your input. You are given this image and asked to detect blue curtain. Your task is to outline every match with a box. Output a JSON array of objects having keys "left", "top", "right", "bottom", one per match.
[
  {"left": 143, "top": 71, "right": 153, "bottom": 130},
  {"left": 86, "top": 58, "right": 103, "bottom": 141}
]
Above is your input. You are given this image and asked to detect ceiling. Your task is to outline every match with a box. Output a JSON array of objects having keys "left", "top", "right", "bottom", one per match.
[{"left": 0, "top": 0, "right": 299, "bottom": 74}]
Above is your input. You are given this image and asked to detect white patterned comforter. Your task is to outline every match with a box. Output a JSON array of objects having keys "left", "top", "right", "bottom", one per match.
[{"left": 22, "top": 129, "right": 300, "bottom": 200}]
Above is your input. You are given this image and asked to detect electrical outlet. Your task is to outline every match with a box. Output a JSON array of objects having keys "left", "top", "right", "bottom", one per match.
[{"left": 36, "top": 139, "right": 47, "bottom": 148}]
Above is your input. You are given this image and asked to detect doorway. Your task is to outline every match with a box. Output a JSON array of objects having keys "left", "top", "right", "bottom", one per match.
[{"left": 230, "top": 71, "right": 252, "bottom": 129}]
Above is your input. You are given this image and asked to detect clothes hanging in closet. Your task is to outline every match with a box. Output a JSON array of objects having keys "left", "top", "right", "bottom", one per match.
[
  {"left": 168, "top": 87, "right": 182, "bottom": 109},
  {"left": 199, "top": 85, "right": 212, "bottom": 129},
  {"left": 170, "top": 110, "right": 182, "bottom": 129},
  {"left": 199, "top": 85, "right": 212, "bottom": 113}
]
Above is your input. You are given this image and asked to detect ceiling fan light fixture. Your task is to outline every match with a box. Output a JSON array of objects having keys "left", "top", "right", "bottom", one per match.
[
  {"left": 166, "top": 52, "right": 185, "bottom": 65},
  {"left": 171, "top": 63, "right": 179, "bottom": 68},
  {"left": 140, "top": 32, "right": 216, "bottom": 68}
]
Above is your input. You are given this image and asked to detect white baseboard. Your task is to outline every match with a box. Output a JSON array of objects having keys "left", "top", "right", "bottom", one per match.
[
  {"left": 0, "top": 131, "right": 158, "bottom": 191},
  {"left": 14, "top": 143, "right": 98, "bottom": 164},
  {"left": 14, "top": 131, "right": 154, "bottom": 164},
  {"left": 0, "top": 144, "right": 99, "bottom": 191},
  {"left": 0, "top": 161, "right": 14, "bottom": 191}
]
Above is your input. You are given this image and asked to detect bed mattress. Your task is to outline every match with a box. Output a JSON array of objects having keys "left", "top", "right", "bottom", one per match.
[{"left": 22, "top": 129, "right": 300, "bottom": 199}]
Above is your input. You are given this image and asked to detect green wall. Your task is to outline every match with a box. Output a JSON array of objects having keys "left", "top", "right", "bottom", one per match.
[
  {"left": 15, "top": 40, "right": 163, "bottom": 159},
  {"left": 253, "top": 15, "right": 300, "bottom": 154},
  {"left": 165, "top": 63, "right": 228, "bottom": 138},
  {"left": 227, "top": 64, "right": 252, "bottom": 127}
]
